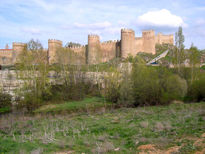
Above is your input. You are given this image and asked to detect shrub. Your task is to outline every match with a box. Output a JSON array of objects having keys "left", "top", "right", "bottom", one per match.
[
  {"left": 161, "top": 74, "right": 187, "bottom": 103},
  {"left": 132, "top": 65, "right": 161, "bottom": 106},
  {"left": 187, "top": 75, "right": 205, "bottom": 102},
  {"left": 131, "top": 64, "right": 187, "bottom": 106},
  {"left": 103, "top": 71, "right": 121, "bottom": 103},
  {"left": 0, "top": 92, "right": 12, "bottom": 108},
  {"left": 118, "top": 72, "right": 135, "bottom": 107}
]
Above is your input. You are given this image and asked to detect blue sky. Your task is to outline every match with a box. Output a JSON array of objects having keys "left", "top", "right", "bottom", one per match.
[{"left": 0, "top": 0, "right": 205, "bottom": 49}]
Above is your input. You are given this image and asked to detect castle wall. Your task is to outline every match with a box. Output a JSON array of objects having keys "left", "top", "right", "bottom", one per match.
[
  {"left": 0, "top": 49, "right": 13, "bottom": 58},
  {"left": 48, "top": 39, "right": 63, "bottom": 64},
  {"left": 142, "top": 30, "right": 156, "bottom": 54},
  {"left": 0, "top": 49, "right": 13, "bottom": 65},
  {"left": 156, "top": 33, "right": 174, "bottom": 45},
  {"left": 133, "top": 37, "right": 143, "bottom": 55},
  {"left": 0, "top": 29, "right": 174, "bottom": 66},
  {"left": 88, "top": 35, "right": 101, "bottom": 64},
  {"left": 69, "top": 46, "right": 86, "bottom": 65},
  {"left": 100, "top": 41, "right": 117, "bottom": 62},
  {"left": 121, "top": 29, "right": 135, "bottom": 58},
  {"left": 12, "top": 42, "right": 27, "bottom": 63}
]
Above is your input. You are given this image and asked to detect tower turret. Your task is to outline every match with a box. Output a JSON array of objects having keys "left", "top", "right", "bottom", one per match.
[
  {"left": 87, "top": 34, "right": 101, "bottom": 64},
  {"left": 142, "top": 30, "right": 155, "bottom": 54},
  {"left": 48, "top": 39, "right": 63, "bottom": 64},
  {"left": 12, "top": 42, "right": 27, "bottom": 63},
  {"left": 121, "top": 29, "right": 135, "bottom": 58}
]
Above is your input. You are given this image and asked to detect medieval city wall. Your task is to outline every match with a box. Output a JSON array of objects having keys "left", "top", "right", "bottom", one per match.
[
  {"left": 48, "top": 39, "right": 63, "bottom": 64},
  {"left": 100, "top": 41, "right": 118, "bottom": 62},
  {"left": 134, "top": 37, "right": 143, "bottom": 55},
  {"left": 68, "top": 46, "right": 87, "bottom": 65},
  {"left": 142, "top": 30, "right": 156, "bottom": 54},
  {"left": 121, "top": 29, "right": 135, "bottom": 58},
  {"left": 0, "top": 29, "right": 174, "bottom": 66},
  {"left": 156, "top": 33, "right": 174, "bottom": 45},
  {"left": 0, "top": 49, "right": 13, "bottom": 58}
]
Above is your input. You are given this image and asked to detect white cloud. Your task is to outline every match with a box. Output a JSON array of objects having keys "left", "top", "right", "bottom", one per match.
[
  {"left": 137, "top": 9, "right": 186, "bottom": 28},
  {"left": 74, "top": 21, "right": 112, "bottom": 29}
]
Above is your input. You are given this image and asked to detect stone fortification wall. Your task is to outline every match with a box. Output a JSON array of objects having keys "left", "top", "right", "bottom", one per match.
[
  {"left": 48, "top": 39, "right": 63, "bottom": 64},
  {"left": 12, "top": 42, "right": 27, "bottom": 63},
  {"left": 121, "top": 29, "right": 135, "bottom": 58},
  {"left": 88, "top": 35, "right": 101, "bottom": 64},
  {"left": 134, "top": 37, "right": 143, "bottom": 55},
  {"left": 68, "top": 46, "right": 87, "bottom": 65},
  {"left": 0, "top": 49, "right": 13, "bottom": 65},
  {"left": 0, "top": 49, "right": 13, "bottom": 58},
  {"left": 142, "top": 30, "right": 156, "bottom": 54},
  {"left": 156, "top": 33, "right": 174, "bottom": 45},
  {"left": 1, "top": 29, "right": 174, "bottom": 66},
  {"left": 100, "top": 40, "right": 118, "bottom": 62}
]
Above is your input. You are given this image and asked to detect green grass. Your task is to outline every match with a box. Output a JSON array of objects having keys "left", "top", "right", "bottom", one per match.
[
  {"left": 0, "top": 102, "right": 205, "bottom": 153},
  {"left": 34, "top": 97, "right": 112, "bottom": 114},
  {"left": 0, "top": 107, "right": 11, "bottom": 113}
]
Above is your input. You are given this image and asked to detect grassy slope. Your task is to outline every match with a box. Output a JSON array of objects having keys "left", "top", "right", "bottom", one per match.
[
  {"left": 34, "top": 97, "right": 112, "bottom": 114},
  {"left": 0, "top": 102, "right": 205, "bottom": 153},
  {"left": 0, "top": 107, "right": 11, "bottom": 114}
]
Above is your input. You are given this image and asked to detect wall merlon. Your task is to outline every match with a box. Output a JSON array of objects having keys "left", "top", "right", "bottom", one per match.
[
  {"left": 1, "top": 28, "right": 174, "bottom": 66},
  {"left": 12, "top": 42, "right": 26, "bottom": 46},
  {"left": 88, "top": 34, "right": 99, "bottom": 38},
  {"left": 48, "top": 39, "right": 63, "bottom": 44},
  {"left": 121, "top": 28, "right": 135, "bottom": 33}
]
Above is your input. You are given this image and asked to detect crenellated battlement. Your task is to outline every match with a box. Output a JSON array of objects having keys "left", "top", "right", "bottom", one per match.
[
  {"left": 12, "top": 42, "right": 26, "bottom": 46},
  {"left": 88, "top": 34, "right": 99, "bottom": 37},
  {"left": 121, "top": 29, "right": 134, "bottom": 33},
  {"left": 0, "top": 28, "right": 174, "bottom": 66},
  {"left": 101, "top": 40, "right": 119, "bottom": 45},
  {"left": 68, "top": 45, "right": 86, "bottom": 49},
  {"left": 48, "top": 39, "right": 62, "bottom": 45}
]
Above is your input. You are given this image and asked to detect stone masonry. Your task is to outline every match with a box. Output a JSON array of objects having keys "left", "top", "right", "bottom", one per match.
[{"left": 0, "top": 29, "right": 173, "bottom": 65}]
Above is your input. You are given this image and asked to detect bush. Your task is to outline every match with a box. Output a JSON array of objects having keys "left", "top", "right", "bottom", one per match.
[
  {"left": 103, "top": 71, "right": 121, "bottom": 103},
  {"left": 132, "top": 65, "right": 161, "bottom": 106},
  {"left": 0, "top": 92, "right": 12, "bottom": 108},
  {"left": 187, "top": 75, "right": 205, "bottom": 102},
  {"left": 161, "top": 74, "right": 187, "bottom": 103},
  {"left": 131, "top": 64, "right": 187, "bottom": 106},
  {"left": 103, "top": 63, "right": 188, "bottom": 107}
]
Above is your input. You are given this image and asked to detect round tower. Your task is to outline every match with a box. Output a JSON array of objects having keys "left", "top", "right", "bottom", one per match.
[
  {"left": 12, "top": 42, "right": 27, "bottom": 63},
  {"left": 87, "top": 35, "right": 101, "bottom": 64},
  {"left": 121, "top": 29, "right": 135, "bottom": 58},
  {"left": 48, "top": 39, "right": 63, "bottom": 64},
  {"left": 142, "top": 30, "right": 155, "bottom": 54}
]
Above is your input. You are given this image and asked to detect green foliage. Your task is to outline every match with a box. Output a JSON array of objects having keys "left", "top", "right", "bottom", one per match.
[
  {"left": 133, "top": 53, "right": 153, "bottom": 63},
  {"left": 131, "top": 64, "right": 187, "bottom": 106},
  {"left": 188, "top": 44, "right": 201, "bottom": 83},
  {"left": 103, "top": 70, "right": 121, "bottom": 103},
  {"left": 174, "top": 26, "right": 185, "bottom": 74},
  {"left": 0, "top": 107, "right": 11, "bottom": 113},
  {"left": 34, "top": 97, "right": 111, "bottom": 113},
  {"left": 187, "top": 75, "right": 205, "bottom": 102},
  {"left": 0, "top": 92, "right": 12, "bottom": 108}
]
